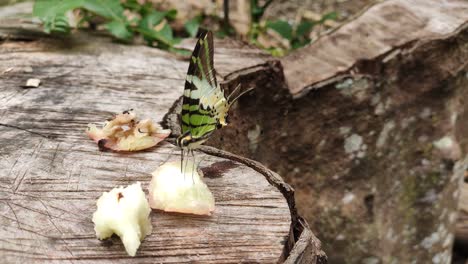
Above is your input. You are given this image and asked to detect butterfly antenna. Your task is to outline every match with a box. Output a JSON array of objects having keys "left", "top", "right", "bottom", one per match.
[
  {"left": 229, "top": 86, "right": 255, "bottom": 106},
  {"left": 227, "top": 83, "right": 242, "bottom": 102}
]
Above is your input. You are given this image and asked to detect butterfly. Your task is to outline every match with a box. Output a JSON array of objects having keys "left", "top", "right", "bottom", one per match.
[{"left": 176, "top": 30, "right": 252, "bottom": 173}]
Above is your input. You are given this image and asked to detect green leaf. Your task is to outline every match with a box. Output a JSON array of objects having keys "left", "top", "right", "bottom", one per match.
[
  {"left": 83, "top": 0, "right": 125, "bottom": 20},
  {"left": 139, "top": 11, "right": 167, "bottom": 30},
  {"left": 266, "top": 47, "right": 286, "bottom": 57},
  {"left": 250, "top": 0, "right": 263, "bottom": 22},
  {"left": 184, "top": 16, "right": 201, "bottom": 37},
  {"left": 33, "top": 0, "right": 84, "bottom": 19},
  {"left": 250, "top": 0, "right": 273, "bottom": 23},
  {"left": 33, "top": 0, "right": 183, "bottom": 52},
  {"left": 138, "top": 9, "right": 180, "bottom": 47},
  {"left": 215, "top": 30, "right": 228, "bottom": 39},
  {"left": 33, "top": 0, "right": 126, "bottom": 34},
  {"left": 168, "top": 46, "right": 191, "bottom": 56},
  {"left": 159, "top": 23, "right": 181, "bottom": 46},
  {"left": 138, "top": 2, "right": 155, "bottom": 16},
  {"left": 122, "top": 0, "right": 141, "bottom": 12},
  {"left": 106, "top": 20, "right": 132, "bottom": 41},
  {"left": 158, "top": 22, "right": 175, "bottom": 43},
  {"left": 295, "top": 21, "right": 314, "bottom": 38},
  {"left": 165, "top": 9, "right": 177, "bottom": 20},
  {"left": 139, "top": 9, "right": 177, "bottom": 29},
  {"left": 320, "top": 11, "right": 338, "bottom": 23},
  {"left": 137, "top": 24, "right": 177, "bottom": 47},
  {"left": 82, "top": 0, "right": 125, "bottom": 20},
  {"left": 45, "top": 14, "right": 71, "bottom": 34},
  {"left": 266, "top": 20, "right": 293, "bottom": 40},
  {"left": 33, "top": 0, "right": 82, "bottom": 34},
  {"left": 291, "top": 39, "right": 311, "bottom": 50}
]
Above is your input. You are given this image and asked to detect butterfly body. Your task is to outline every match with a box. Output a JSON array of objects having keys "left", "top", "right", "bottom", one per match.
[
  {"left": 176, "top": 31, "right": 231, "bottom": 151},
  {"left": 176, "top": 31, "right": 253, "bottom": 175},
  {"left": 176, "top": 95, "right": 229, "bottom": 149}
]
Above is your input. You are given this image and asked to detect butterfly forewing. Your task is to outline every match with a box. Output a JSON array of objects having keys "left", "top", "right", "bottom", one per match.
[{"left": 181, "top": 31, "right": 222, "bottom": 139}]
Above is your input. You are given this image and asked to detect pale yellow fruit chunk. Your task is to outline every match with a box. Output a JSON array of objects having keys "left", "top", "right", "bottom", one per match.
[
  {"left": 149, "top": 161, "right": 215, "bottom": 215},
  {"left": 92, "top": 182, "right": 152, "bottom": 256}
]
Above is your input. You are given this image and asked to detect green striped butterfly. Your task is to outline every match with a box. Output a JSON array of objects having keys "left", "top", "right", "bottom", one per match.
[{"left": 176, "top": 31, "right": 251, "bottom": 172}]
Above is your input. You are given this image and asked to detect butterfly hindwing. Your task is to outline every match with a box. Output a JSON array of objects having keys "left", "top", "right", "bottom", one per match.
[{"left": 181, "top": 31, "right": 225, "bottom": 140}]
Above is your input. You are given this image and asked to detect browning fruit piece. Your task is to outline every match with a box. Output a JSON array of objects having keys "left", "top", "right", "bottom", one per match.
[{"left": 86, "top": 110, "right": 170, "bottom": 151}]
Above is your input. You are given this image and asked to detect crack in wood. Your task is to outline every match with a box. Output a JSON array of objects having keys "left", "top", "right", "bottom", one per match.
[{"left": 0, "top": 123, "right": 54, "bottom": 139}]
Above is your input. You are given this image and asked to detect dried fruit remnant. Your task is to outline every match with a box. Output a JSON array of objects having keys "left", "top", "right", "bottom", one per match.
[{"left": 86, "top": 110, "right": 170, "bottom": 151}]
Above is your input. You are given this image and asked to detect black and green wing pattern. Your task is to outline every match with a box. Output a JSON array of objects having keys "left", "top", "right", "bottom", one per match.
[{"left": 180, "top": 31, "right": 228, "bottom": 146}]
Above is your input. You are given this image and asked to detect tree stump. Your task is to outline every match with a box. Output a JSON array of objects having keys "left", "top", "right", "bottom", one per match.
[
  {"left": 188, "top": 0, "right": 467, "bottom": 263},
  {"left": 455, "top": 180, "right": 468, "bottom": 260},
  {"left": 0, "top": 4, "right": 325, "bottom": 263}
]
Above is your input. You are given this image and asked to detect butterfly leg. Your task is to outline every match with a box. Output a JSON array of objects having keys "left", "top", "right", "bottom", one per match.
[
  {"left": 180, "top": 149, "right": 184, "bottom": 174},
  {"left": 161, "top": 147, "right": 176, "bottom": 166},
  {"left": 191, "top": 149, "right": 196, "bottom": 184},
  {"left": 197, "top": 154, "right": 206, "bottom": 168},
  {"left": 184, "top": 149, "right": 190, "bottom": 181}
]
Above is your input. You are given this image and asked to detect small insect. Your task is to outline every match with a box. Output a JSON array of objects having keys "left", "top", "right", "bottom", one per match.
[{"left": 176, "top": 30, "right": 252, "bottom": 177}]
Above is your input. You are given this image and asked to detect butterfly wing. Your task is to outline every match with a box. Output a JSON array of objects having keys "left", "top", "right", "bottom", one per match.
[{"left": 181, "top": 31, "right": 226, "bottom": 140}]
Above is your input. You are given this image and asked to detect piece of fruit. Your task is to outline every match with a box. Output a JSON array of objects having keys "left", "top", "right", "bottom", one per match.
[
  {"left": 92, "top": 182, "right": 152, "bottom": 257},
  {"left": 86, "top": 110, "right": 170, "bottom": 151},
  {"left": 148, "top": 160, "right": 215, "bottom": 216}
]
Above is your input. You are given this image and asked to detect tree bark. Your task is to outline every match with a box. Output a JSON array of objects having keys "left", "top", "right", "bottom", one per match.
[
  {"left": 455, "top": 180, "right": 468, "bottom": 259},
  {"left": 0, "top": 3, "right": 324, "bottom": 263},
  {"left": 186, "top": 0, "right": 467, "bottom": 262}
]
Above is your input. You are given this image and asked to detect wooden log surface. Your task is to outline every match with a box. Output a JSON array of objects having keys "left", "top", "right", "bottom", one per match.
[{"left": 0, "top": 3, "right": 324, "bottom": 263}]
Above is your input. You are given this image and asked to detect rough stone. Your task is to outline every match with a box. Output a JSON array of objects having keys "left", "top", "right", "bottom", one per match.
[
  {"left": 344, "top": 134, "right": 363, "bottom": 154},
  {"left": 376, "top": 121, "right": 396, "bottom": 149}
]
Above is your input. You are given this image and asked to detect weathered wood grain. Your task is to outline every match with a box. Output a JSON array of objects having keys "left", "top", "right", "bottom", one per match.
[
  {"left": 0, "top": 8, "right": 301, "bottom": 263},
  {"left": 281, "top": 0, "right": 468, "bottom": 97}
]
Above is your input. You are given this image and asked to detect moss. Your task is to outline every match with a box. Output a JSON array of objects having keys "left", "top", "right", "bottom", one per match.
[
  {"left": 397, "top": 169, "right": 444, "bottom": 254},
  {"left": 335, "top": 78, "right": 354, "bottom": 90},
  {"left": 426, "top": 171, "right": 443, "bottom": 186},
  {"left": 316, "top": 206, "right": 379, "bottom": 264},
  {"left": 421, "top": 142, "right": 434, "bottom": 158},
  {"left": 400, "top": 171, "right": 442, "bottom": 211},
  {"left": 400, "top": 175, "right": 418, "bottom": 224}
]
